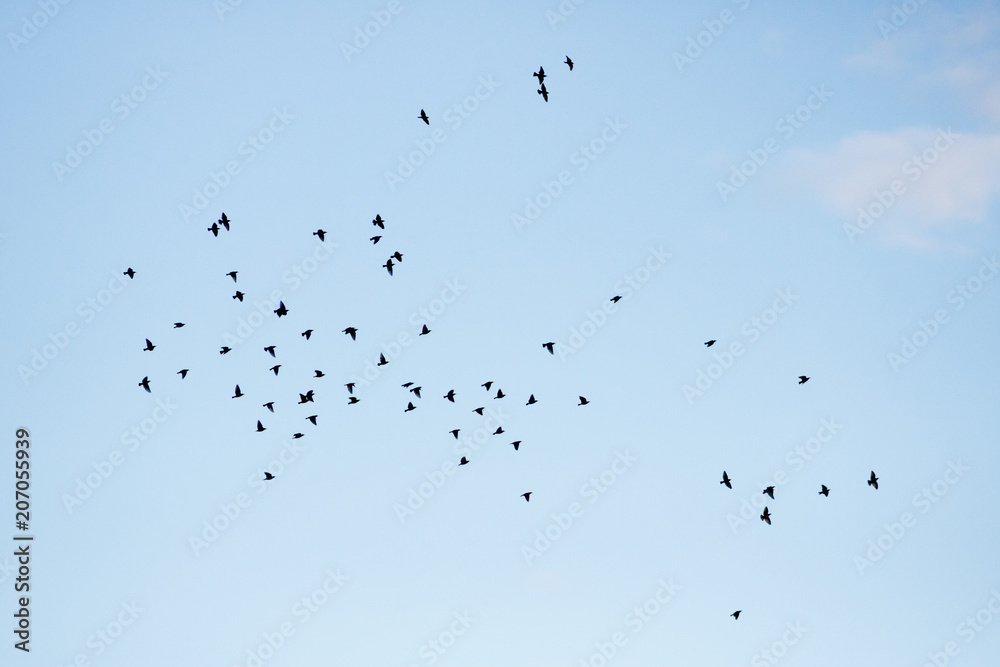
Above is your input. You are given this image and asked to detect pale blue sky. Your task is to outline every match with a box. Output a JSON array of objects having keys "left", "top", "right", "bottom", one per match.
[{"left": 2, "top": 1, "right": 1000, "bottom": 665}]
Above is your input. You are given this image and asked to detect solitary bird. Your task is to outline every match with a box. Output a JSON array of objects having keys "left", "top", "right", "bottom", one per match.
[
  {"left": 720, "top": 471, "right": 733, "bottom": 489},
  {"left": 521, "top": 492, "right": 532, "bottom": 502},
  {"left": 173, "top": 322, "right": 184, "bottom": 328},
  {"left": 139, "top": 376, "right": 151, "bottom": 393},
  {"left": 731, "top": 611, "right": 741, "bottom": 620},
  {"left": 263, "top": 472, "right": 274, "bottom": 480},
  {"left": 314, "top": 370, "right": 325, "bottom": 378},
  {"left": 761, "top": 507, "right": 772, "bottom": 525},
  {"left": 302, "top": 329, "right": 313, "bottom": 340},
  {"left": 868, "top": 471, "right": 879, "bottom": 490},
  {"left": 511, "top": 440, "right": 521, "bottom": 451},
  {"left": 819, "top": 484, "right": 830, "bottom": 497},
  {"left": 610, "top": 295, "right": 621, "bottom": 303},
  {"left": 370, "top": 236, "right": 382, "bottom": 244},
  {"left": 274, "top": 301, "right": 288, "bottom": 317},
  {"left": 232, "top": 385, "right": 243, "bottom": 398},
  {"left": 220, "top": 346, "right": 231, "bottom": 355},
  {"left": 763, "top": 486, "right": 775, "bottom": 500},
  {"left": 493, "top": 427, "right": 504, "bottom": 435},
  {"left": 482, "top": 381, "right": 493, "bottom": 391},
  {"left": 404, "top": 402, "right": 416, "bottom": 413},
  {"left": 383, "top": 259, "right": 394, "bottom": 275},
  {"left": 533, "top": 66, "right": 545, "bottom": 84},
  {"left": 343, "top": 327, "right": 358, "bottom": 340},
  {"left": 124, "top": 267, "right": 136, "bottom": 279},
  {"left": 473, "top": 407, "right": 485, "bottom": 415},
  {"left": 256, "top": 421, "right": 266, "bottom": 432},
  {"left": 705, "top": 340, "right": 716, "bottom": 347},
  {"left": 450, "top": 429, "right": 460, "bottom": 439},
  {"left": 372, "top": 214, "right": 385, "bottom": 229},
  {"left": 143, "top": 338, "right": 155, "bottom": 352},
  {"left": 345, "top": 382, "right": 355, "bottom": 394},
  {"left": 264, "top": 345, "right": 276, "bottom": 357},
  {"left": 543, "top": 342, "right": 555, "bottom": 354},
  {"left": 578, "top": 396, "right": 589, "bottom": 406},
  {"left": 313, "top": 229, "right": 326, "bottom": 242},
  {"left": 177, "top": 369, "right": 188, "bottom": 379},
  {"left": 402, "top": 382, "right": 413, "bottom": 388},
  {"left": 418, "top": 109, "right": 429, "bottom": 125},
  {"left": 292, "top": 433, "right": 304, "bottom": 439},
  {"left": 208, "top": 222, "right": 220, "bottom": 237},
  {"left": 263, "top": 402, "right": 274, "bottom": 412},
  {"left": 495, "top": 389, "right": 505, "bottom": 399},
  {"left": 410, "top": 386, "right": 422, "bottom": 398},
  {"left": 377, "top": 353, "right": 388, "bottom": 367},
  {"left": 420, "top": 324, "right": 431, "bottom": 335},
  {"left": 537, "top": 83, "right": 549, "bottom": 102},
  {"left": 306, "top": 415, "right": 317, "bottom": 425},
  {"left": 459, "top": 456, "right": 469, "bottom": 465},
  {"left": 392, "top": 251, "right": 403, "bottom": 262},
  {"left": 444, "top": 389, "right": 456, "bottom": 402},
  {"left": 565, "top": 56, "right": 574, "bottom": 70},
  {"left": 226, "top": 271, "right": 238, "bottom": 282},
  {"left": 219, "top": 213, "right": 230, "bottom": 230},
  {"left": 798, "top": 375, "right": 810, "bottom": 384},
  {"left": 233, "top": 291, "right": 244, "bottom": 302},
  {"left": 348, "top": 396, "right": 359, "bottom": 405},
  {"left": 526, "top": 394, "right": 537, "bottom": 405},
  {"left": 270, "top": 365, "right": 281, "bottom": 376}
]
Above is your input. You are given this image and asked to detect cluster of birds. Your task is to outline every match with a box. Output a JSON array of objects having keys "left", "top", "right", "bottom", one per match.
[
  {"left": 369, "top": 214, "right": 404, "bottom": 275},
  {"left": 533, "top": 56, "right": 573, "bottom": 103}
]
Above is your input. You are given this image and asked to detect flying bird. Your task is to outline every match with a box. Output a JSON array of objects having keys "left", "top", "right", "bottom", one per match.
[
  {"left": 760, "top": 507, "right": 772, "bottom": 525},
  {"left": 306, "top": 415, "right": 318, "bottom": 425},
  {"left": 263, "top": 402, "right": 274, "bottom": 412},
  {"left": 370, "top": 236, "right": 382, "bottom": 244},
  {"left": 313, "top": 229, "right": 326, "bottom": 242},
  {"left": 274, "top": 301, "right": 288, "bottom": 317},
  {"left": 731, "top": 611, "right": 741, "bottom": 620},
  {"left": 143, "top": 338, "right": 155, "bottom": 352},
  {"left": 482, "top": 381, "right": 493, "bottom": 390},
  {"left": 139, "top": 376, "right": 151, "bottom": 393},
  {"left": 383, "top": 259, "right": 394, "bottom": 275},
  {"left": 444, "top": 389, "right": 456, "bottom": 402},
  {"left": 720, "top": 471, "right": 733, "bottom": 489},
  {"left": 298, "top": 391, "right": 315, "bottom": 404},
  {"left": 256, "top": 421, "right": 266, "bottom": 432},
  {"left": 473, "top": 407, "right": 484, "bottom": 415},
  {"left": 343, "top": 327, "right": 357, "bottom": 340},
  {"left": 537, "top": 84, "right": 549, "bottom": 102},
  {"left": 263, "top": 472, "right": 274, "bottom": 480},
  {"left": 404, "top": 402, "right": 416, "bottom": 412},
  {"left": 233, "top": 291, "right": 244, "bottom": 302},
  {"left": 565, "top": 56, "right": 574, "bottom": 70},
  {"left": 292, "top": 433, "right": 304, "bottom": 439},
  {"left": 410, "top": 386, "right": 422, "bottom": 398},
  {"left": 232, "top": 385, "right": 243, "bottom": 398},
  {"left": 264, "top": 345, "right": 276, "bottom": 357},
  {"left": 208, "top": 222, "right": 220, "bottom": 236},
  {"left": 459, "top": 456, "right": 469, "bottom": 466},
  {"left": 270, "top": 365, "right": 281, "bottom": 376},
  {"left": 450, "top": 429, "right": 460, "bottom": 439},
  {"left": 301, "top": 329, "right": 313, "bottom": 340},
  {"left": 173, "top": 322, "right": 184, "bottom": 328},
  {"left": 763, "top": 486, "right": 775, "bottom": 499},
  {"left": 345, "top": 383, "right": 355, "bottom": 394},
  {"left": 705, "top": 340, "right": 716, "bottom": 347},
  {"left": 543, "top": 342, "right": 555, "bottom": 354},
  {"left": 610, "top": 295, "right": 621, "bottom": 303},
  {"left": 401, "top": 382, "right": 414, "bottom": 388},
  {"left": 123, "top": 268, "right": 136, "bottom": 279},
  {"left": 348, "top": 396, "right": 359, "bottom": 405},
  {"left": 220, "top": 346, "right": 231, "bottom": 355},
  {"left": 495, "top": 389, "right": 505, "bottom": 399},
  {"left": 511, "top": 440, "right": 521, "bottom": 451},
  {"left": 526, "top": 394, "right": 537, "bottom": 405},
  {"left": 578, "top": 396, "right": 589, "bottom": 406},
  {"left": 533, "top": 66, "right": 545, "bottom": 84},
  {"left": 868, "top": 471, "right": 879, "bottom": 490},
  {"left": 372, "top": 214, "right": 385, "bottom": 229},
  {"left": 219, "top": 213, "right": 230, "bottom": 230},
  {"left": 377, "top": 353, "right": 388, "bottom": 367},
  {"left": 314, "top": 370, "right": 325, "bottom": 378},
  {"left": 493, "top": 426, "right": 504, "bottom": 435},
  {"left": 420, "top": 324, "right": 430, "bottom": 335},
  {"left": 177, "top": 369, "right": 188, "bottom": 379},
  {"left": 521, "top": 492, "right": 532, "bottom": 502},
  {"left": 819, "top": 485, "right": 830, "bottom": 497},
  {"left": 798, "top": 376, "right": 810, "bottom": 384},
  {"left": 392, "top": 251, "right": 403, "bottom": 262},
  {"left": 418, "top": 109, "right": 429, "bottom": 125},
  {"left": 226, "top": 271, "right": 238, "bottom": 282}
]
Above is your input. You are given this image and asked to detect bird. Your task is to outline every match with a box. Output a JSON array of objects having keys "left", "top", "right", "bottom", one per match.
[
  {"left": 565, "top": 56, "right": 574, "bottom": 70},
  {"left": 177, "top": 369, "right": 188, "bottom": 379},
  {"left": 450, "top": 429, "right": 460, "bottom": 439},
  {"left": 270, "top": 365, "right": 281, "bottom": 376},
  {"left": 173, "top": 322, "right": 184, "bottom": 328},
  {"left": 526, "top": 394, "right": 537, "bottom": 405},
  {"left": 420, "top": 324, "right": 430, "bottom": 335},
  {"left": 370, "top": 236, "right": 381, "bottom": 244},
  {"left": 123, "top": 267, "right": 136, "bottom": 279},
  {"left": 443, "top": 389, "right": 456, "bottom": 402},
  {"left": 377, "top": 353, "right": 388, "bottom": 367},
  {"left": 610, "top": 295, "right": 621, "bottom": 303},
  {"left": 533, "top": 66, "right": 545, "bottom": 84},
  {"left": 798, "top": 375, "right": 810, "bottom": 384},
  {"left": 383, "top": 259, "right": 394, "bottom": 275},
  {"left": 256, "top": 421, "right": 266, "bottom": 432},
  {"left": 459, "top": 456, "right": 469, "bottom": 466},
  {"left": 494, "top": 389, "right": 505, "bottom": 399},
  {"left": 543, "top": 342, "right": 555, "bottom": 354},
  {"left": 263, "top": 471, "right": 274, "bottom": 480},
  {"left": 473, "top": 407, "right": 484, "bottom": 415},
  {"left": 482, "top": 381, "right": 493, "bottom": 391},
  {"left": 232, "top": 385, "right": 243, "bottom": 398},
  {"left": 274, "top": 301, "right": 288, "bottom": 317},
  {"left": 578, "top": 396, "right": 589, "bottom": 406},
  {"left": 298, "top": 391, "right": 315, "bottom": 404},
  {"left": 348, "top": 396, "right": 359, "bottom": 405},
  {"left": 705, "top": 340, "right": 716, "bottom": 347},
  {"left": 418, "top": 109, "right": 429, "bottom": 124},
  {"left": 404, "top": 402, "right": 416, "bottom": 412},
  {"left": 392, "top": 251, "right": 403, "bottom": 262},
  {"left": 401, "top": 382, "right": 414, "bottom": 388},
  {"left": 731, "top": 611, "right": 741, "bottom": 620},
  {"left": 868, "top": 471, "right": 879, "bottom": 490},
  {"left": 220, "top": 346, "right": 231, "bottom": 355},
  {"left": 313, "top": 229, "right": 326, "bottom": 242},
  {"left": 292, "top": 433, "right": 304, "bottom": 439},
  {"left": 819, "top": 485, "right": 830, "bottom": 497},
  {"left": 306, "top": 415, "right": 317, "bottom": 425},
  {"left": 763, "top": 486, "right": 775, "bottom": 500},
  {"left": 233, "top": 291, "right": 244, "bottom": 302},
  {"left": 142, "top": 338, "right": 155, "bottom": 352},
  {"left": 345, "top": 382, "right": 355, "bottom": 394},
  {"left": 761, "top": 507, "right": 772, "bottom": 525},
  {"left": 511, "top": 440, "right": 521, "bottom": 451},
  {"left": 521, "top": 492, "right": 532, "bottom": 502},
  {"left": 208, "top": 222, "right": 220, "bottom": 236},
  {"left": 493, "top": 427, "right": 504, "bottom": 435},
  {"left": 301, "top": 329, "right": 313, "bottom": 340},
  {"left": 226, "top": 271, "right": 238, "bottom": 282},
  {"left": 410, "top": 386, "right": 422, "bottom": 398},
  {"left": 139, "top": 376, "right": 151, "bottom": 392},
  {"left": 264, "top": 345, "right": 276, "bottom": 357},
  {"left": 720, "top": 471, "right": 733, "bottom": 489},
  {"left": 372, "top": 214, "right": 385, "bottom": 229},
  {"left": 219, "top": 212, "right": 230, "bottom": 230},
  {"left": 263, "top": 402, "right": 274, "bottom": 412},
  {"left": 314, "top": 370, "right": 325, "bottom": 378},
  {"left": 343, "top": 327, "right": 357, "bottom": 340},
  {"left": 537, "top": 84, "right": 549, "bottom": 102}
]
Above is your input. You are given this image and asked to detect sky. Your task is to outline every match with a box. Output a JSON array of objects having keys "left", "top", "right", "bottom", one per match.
[{"left": 2, "top": 0, "right": 1000, "bottom": 665}]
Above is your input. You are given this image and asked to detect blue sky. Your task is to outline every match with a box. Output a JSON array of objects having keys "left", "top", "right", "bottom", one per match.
[{"left": 2, "top": 1, "right": 1000, "bottom": 665}]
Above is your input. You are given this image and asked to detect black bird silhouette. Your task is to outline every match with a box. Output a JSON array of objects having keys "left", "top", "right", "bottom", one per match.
[
  {"left": 143, "top": 338, "right": 155, "bottom": 352},
  {"left": 233, "top": 291, "right": 244, "bottom": 302},
  {"left": 493, "top": 426, "right": 504, "bottom": 435},
  {"left": 482, "top": 381, "right": 493, "bottom": 391},
  {"left": 444, "top": 389, "right": 456, "bottom": 402},
  {"left": 263, "top": 471, "right": 274, "bottom": 480},
  {"left": 345, "top": 382, "right": 355, "bottom": 394},
  {"left": 761, "top": 507, "right": 772, "bottom": 525},
  {"left": 473, "top": 407, "right": 485, "bottom": 415},
  {"left": 314, "top": 370, "right": 325, "bottom": 378},
  {"left": 232, "top": 385, "right": 243, "bottom": 398},
  {"left": 798, "top": 375, "right": 810, "bottom": 384},
  {"left": 264, "top": 345, "right": 276, "bottom": 357},
  {"left": 459, "top": 456, "right": 469, "bottom": 465},
  {"left": 537, "top": 84, "right": 549, "bottom": 102},
  {"left": 124, "top": 267, "right": 136, "bottom": 279},
  {"left": 705, "top": 340, "right": 716, "bottom": 347},
  {"left": 220, "top": 346, "right": 231, "bottom": 355},
  {"left": 270, "top": 365, "right": 281, "bottom": 376},
  {"left": 578, "top": 396, "right": 589, "bottom": 406},
  {"left": 450, "top": 429, "right": 460, "bottom": 439},
  {"left": 402, "top": 382, "right": 414, "bottom": 388},
  {"left": 819, "top": 484, "right": 830, "bottom": 497},
  {"left": 420, "top": 324, "right": 430, "bottom": 335},
  {"left": 526, "top": 394, "right": 537, "bottom": 405},
  {"left": 610, "top": 295, "right": 622, "bottom": 303},
  {"left": 274, "top": 301, "right": 288, "bottom": 317},
  {"left": 732, "top": 611, "right": 741, "bottom": 620},
  {"left": 219, "top": 212, "right": 230, "bottom": 230},
  {"left": 348, "top": 396, "right": 359, "bottom": 405},
  {"left": 292, "top": 433, "right": 304, "bottom": 439},
  {"left": 226, "top": 271, "right": 238, "bottom": 282},
  {"left": 418, "top": 109, "right": 429, "bottom": 125},
  {"left": 173, "top": 322, "right": 184, "bottom": 328},
  {"left": 565, "top": 56, "right": 574, "bottom": 70},
  {"left": 383, "top": 259, "right": 394, "bottom": 275},
  {"left": 868, "top": 471, "right": 879, "bottom": 489},
  {"left": 404, "top": 402, "right": 416, "bottom": 412},
  {"left": 139, "top": 376, "right": 151, "bottom": 392},
  {"left": 521, "top": 492, "right": 532, "bottom": 502},
  {"left": 377, "top": 353, "right": 388, "bottom": 367},
  {"left": 410, "top": 386, "right": 422, "bottom": 398},
  {"left": 511, "top": 440, "right": 521, "bottom": 451},
  {"left": 208, "top": 222, "right": 220, "bottom": 236},
  {"left": 372, "top": 214, "right": 385, "bottom": 229},
  {"left": 301, "top": 329, "right": 313, "bottom": 340},
  {"left": 392, "top": 251, "right": 403, "bottom": 262},
  {"left": 543, "top": 342, "right": 555, "bottom": 354},
  {"left": 177, "top": 369, "right": 188, "bottom": 379},
  {"left": 313, "top": 229, "right": 326, "bottom": 242},
  {"left": 533, "top": 66, "right": 545, "bottom": 84},
  {"left": 495, "top": 389, "right": 505, "bottom": 399},
  {"left": 370, "top": 235, "right": 382, "bottom": 244},
  {"left": 343, "top": 327, "right": 357, "bottom": 340},
  {"left": 263, "top": 402, "right": 274, "bottom": 412},
  {"left": 306, "top": 415, "right": 318, "bottom": 425},
  {"left": 256, "top": 421, "right": 266, "bottom": 432},
  {"left": 298, "top": 391, "right": 315, "bottom": 404},
  {"left": 720, "top": 471, "right": 733, "bottom": 489},
  {"left": 763, "top": 486, "right": 775, "bottom": 500}
]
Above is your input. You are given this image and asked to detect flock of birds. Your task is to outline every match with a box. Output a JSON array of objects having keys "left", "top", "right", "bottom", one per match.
[{"left": 533, "top": 56, "right": 573, "bottom": 103}]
